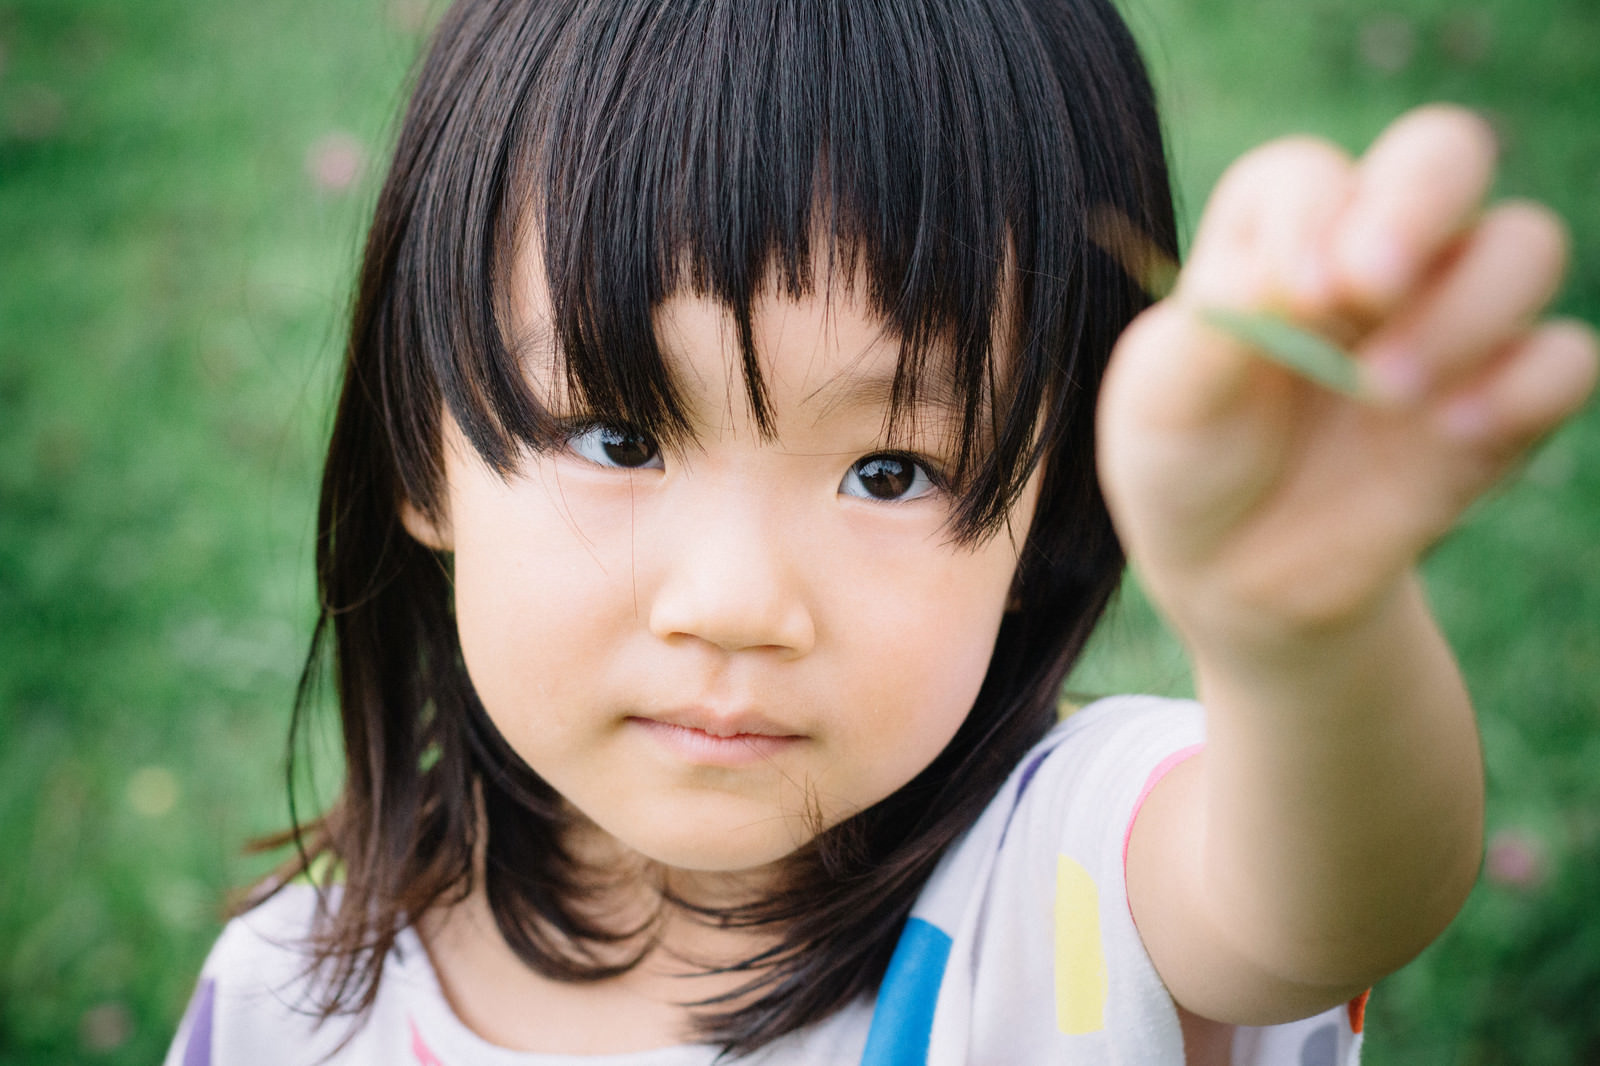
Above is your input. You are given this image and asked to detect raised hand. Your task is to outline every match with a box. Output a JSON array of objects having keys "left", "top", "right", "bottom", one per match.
[{"left": 1098, "top": 105, "right": 1598, "bottom": 648}]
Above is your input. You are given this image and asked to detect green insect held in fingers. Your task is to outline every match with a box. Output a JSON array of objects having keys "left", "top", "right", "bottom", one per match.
[
  {"left": 1089, "top": 205, "right": 1370, "bottom": 400},
  {"left": 1198, "top": 307, "right": 1365, "bottom": 397}
]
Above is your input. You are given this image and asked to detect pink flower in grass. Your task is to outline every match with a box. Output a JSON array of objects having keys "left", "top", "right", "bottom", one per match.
[
  {"left": 80, "top": 1002, "right": 133, "bottom": 1053},
  {"left": 306, "top": 131, "right": 365, "bottom": 193},
  {"left": 1485, "top": 827, "right": 1548, "bottom": 891}
]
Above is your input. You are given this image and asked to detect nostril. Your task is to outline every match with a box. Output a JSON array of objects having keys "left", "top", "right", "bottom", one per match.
[{"left": 648, "top": 601, "right": 814, "bottom": 657}]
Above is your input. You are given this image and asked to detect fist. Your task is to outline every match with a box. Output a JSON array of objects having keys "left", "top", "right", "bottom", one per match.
[{"left": 1098, "top": 105, "right": 1598, "bottom": 641}]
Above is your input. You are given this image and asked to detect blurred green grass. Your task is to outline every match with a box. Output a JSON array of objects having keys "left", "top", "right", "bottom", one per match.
[{"left": 1, "top": 0, "right": 1596, "bottom": 1062}]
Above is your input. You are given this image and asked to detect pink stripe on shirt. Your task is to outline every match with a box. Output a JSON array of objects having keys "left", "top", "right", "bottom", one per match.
[{"left": 1122, "top": 743, "right": 1204, "bottom": 878}]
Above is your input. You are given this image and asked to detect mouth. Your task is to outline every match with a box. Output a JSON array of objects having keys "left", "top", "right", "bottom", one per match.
[
  {"left": 627, "top": 710, "right": 805, "bottom": 767},
  {"left": 638, "top": 705, "right": 801, "bottom": 738}
]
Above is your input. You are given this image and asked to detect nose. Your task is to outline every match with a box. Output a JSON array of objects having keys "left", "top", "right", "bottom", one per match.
[{"left": 646, "top": 491, "right": 816, "bottom": 657}]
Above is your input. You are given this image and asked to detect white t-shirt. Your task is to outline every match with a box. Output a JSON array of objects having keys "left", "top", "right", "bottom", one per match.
[{"left": 165, "top": 696, "right": 1364, "bottom": 1065}]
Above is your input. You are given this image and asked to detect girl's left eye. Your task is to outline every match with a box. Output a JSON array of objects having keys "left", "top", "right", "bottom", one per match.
[
  {"left": 839, "top": 454, "right": 939, "bottom": 502},
  {"left": 567, "top": 423, "right": 664, "bottom": 470}
]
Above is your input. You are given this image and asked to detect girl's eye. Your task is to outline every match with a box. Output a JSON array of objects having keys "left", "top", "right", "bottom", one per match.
[
  {"left": 567, "top": 423, "right": 663, "bottom": 470},
  {"left": 840, "top": 454, "right": 938, "bottom": 502}
]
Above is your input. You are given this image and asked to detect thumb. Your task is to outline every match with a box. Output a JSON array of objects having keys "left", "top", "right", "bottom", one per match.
[
  {"left": 1099, "top": 301, "right": 1297, "bottom": 555},
  {"left": 1103, "top": 299, "right": 1299, "bottom": 438}
]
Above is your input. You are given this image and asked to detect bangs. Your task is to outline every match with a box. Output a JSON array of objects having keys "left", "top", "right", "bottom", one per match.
[{"left": 390, "top": 0, "right": 1170, "bottom": 539}]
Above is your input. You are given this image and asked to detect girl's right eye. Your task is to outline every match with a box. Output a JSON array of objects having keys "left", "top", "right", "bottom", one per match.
[{"left": 566, "top": 424, "right": 663, "bottom": 470}]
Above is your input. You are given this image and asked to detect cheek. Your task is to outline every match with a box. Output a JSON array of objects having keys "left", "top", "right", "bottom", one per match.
[
  {"left": 848, "top": 528, "right": 1018, "bottom": 678},
  {"left": 446, "top": 470, "right": 638, "bottom": 728},
  {"left": 815, "top": 541, "right": 1018, "bottom": 809}
]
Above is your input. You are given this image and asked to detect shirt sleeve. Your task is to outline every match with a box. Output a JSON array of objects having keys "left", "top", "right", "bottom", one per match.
[{"left": 160, "top": 886, "right": 368, "bottom": 1066}]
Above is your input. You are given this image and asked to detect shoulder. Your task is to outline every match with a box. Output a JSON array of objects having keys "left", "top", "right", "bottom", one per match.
[
  {"left": 1044, "top": 693, "right": 1205, "bottom": 762},
  {"left": 997, "top": 694, "right": 1206, "bottom": 950},
  {"left": 908, "top": 693, "right": 1205, "bottom": 939},
  {"left": 1009, "top": 694, "right": 1205, "bottom": 839},
  {"left": 204, "top": 882, "right": 331, "bottom": 991},
  {"left": 164, "top": 885, "right": 411, "bottom": 1066},
  {"left": 923, "top": 693, "right": 1205, "bottom": 896}
]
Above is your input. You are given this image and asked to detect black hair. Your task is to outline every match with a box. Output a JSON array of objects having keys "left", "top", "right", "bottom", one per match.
[{"left": 265, "top": 0, "right": 1176, "bottom": 1057}]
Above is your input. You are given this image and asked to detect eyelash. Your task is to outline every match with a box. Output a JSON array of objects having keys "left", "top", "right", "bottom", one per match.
[{"left": 561, "top": 422, "right": 947, "bottom": 503}]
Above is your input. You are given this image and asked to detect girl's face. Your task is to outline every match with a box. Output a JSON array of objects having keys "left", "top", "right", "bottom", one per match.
[{"left": 406, "top": 265, "right": 1038, "bottom": 877}]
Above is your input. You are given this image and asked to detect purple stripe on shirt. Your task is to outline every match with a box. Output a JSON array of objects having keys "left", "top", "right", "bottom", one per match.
[
  {"left": 181, "top": 978, "right": 216, "bottom": 1066},
  {"left": 996, "top": 745, "right": 1058, "bottom": 848}
]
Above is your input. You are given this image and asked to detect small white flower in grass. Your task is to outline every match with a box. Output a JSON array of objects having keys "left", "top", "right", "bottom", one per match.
[
  {"left": 127, "top": 765, "right": 179, "bottom": 817},
  {"left": 306, "top": 131, "right": 365, "bottom": 193}
]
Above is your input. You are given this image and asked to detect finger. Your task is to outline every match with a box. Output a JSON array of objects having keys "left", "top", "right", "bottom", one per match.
[
  {"left": 1103, "top": 300, "right": 1300, "bottom": 453},
  {"left": 1333, "top": 105, "right": 1498, "bottom": 315},
  {"left": 1174, "top": 139, "right": 1356, "bottom": 409},
  {"left": 1357, "top": 201, "right": 1570, "bottom": 404},
  {"left": 1434, "top": 319, "right": 1599, "bottom": 456},
  {"left": 1182, "top": 137, "right": 1354, "bottom": 316},
  {"left": 1099, "top": 302, "right": 1300, "bottom": 552}
]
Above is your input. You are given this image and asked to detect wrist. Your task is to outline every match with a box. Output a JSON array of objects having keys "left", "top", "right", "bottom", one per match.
[{"left": 1146, "top": 560, "right": 1421, "bottom": 673}]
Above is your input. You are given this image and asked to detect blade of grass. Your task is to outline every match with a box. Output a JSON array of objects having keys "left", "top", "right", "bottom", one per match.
[
  {"left": 1200, "top": 307, "right": 1366, "bottom": 398},
  {"left": 1089, "top": 205, "right": 1368, "bottom": 400}
]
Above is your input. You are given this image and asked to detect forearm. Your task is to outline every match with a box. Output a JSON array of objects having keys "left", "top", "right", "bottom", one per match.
[{"left": 1184, "top": 572, "right": 1483, "bottom": 989}]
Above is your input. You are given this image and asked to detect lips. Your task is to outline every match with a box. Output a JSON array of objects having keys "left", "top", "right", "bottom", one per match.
[
  {"left": 627, "top": 708, "right": 805, "bottom": 767},
  {"left": 636, "top": 707, "right": 803, "bottom": 740}
]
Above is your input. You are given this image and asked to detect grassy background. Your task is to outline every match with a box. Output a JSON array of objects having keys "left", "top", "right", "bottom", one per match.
[{"left": 0, "top": 0, "right": 1595, "bottom": 1062}]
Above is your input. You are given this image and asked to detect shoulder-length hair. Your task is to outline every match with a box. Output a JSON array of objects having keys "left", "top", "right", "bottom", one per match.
[{"left": 266, "top": 0, "right": 1175, "bottom": 1056}]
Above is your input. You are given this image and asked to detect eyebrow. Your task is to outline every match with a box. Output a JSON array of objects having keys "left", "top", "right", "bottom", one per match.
[{"left": 802, "top": 359, "right": 972, "bottom": 425}]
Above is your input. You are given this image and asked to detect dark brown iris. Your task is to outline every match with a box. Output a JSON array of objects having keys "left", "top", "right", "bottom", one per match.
[
  {"left": 598, "top": 426, "right": 657, "bottom": 468},
  {"left": 853, "top": 456, "right": 915, "bottom": 499}
]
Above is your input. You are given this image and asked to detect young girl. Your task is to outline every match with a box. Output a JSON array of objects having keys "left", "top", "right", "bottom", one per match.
[{"left": 166, "top": 0, "right": 1596, "bottom": 1063}]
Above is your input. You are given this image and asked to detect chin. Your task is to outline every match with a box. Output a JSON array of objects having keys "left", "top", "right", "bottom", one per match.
[
  {"left": 646, "top": 835, "right": 808, "bottom": 877},
  {"left": 615, "top": 816, "right": 821, "bottom": 879}
]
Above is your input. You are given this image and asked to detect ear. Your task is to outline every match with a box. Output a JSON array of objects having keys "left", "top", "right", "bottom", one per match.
[{"left": 400, "top": 498, "right": 453, "bottom": 552}]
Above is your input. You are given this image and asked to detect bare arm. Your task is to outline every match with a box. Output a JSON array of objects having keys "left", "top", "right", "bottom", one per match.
[{"left": 1105, "top": 107, "right": 1598, "bottom": 1023}]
